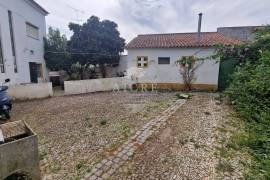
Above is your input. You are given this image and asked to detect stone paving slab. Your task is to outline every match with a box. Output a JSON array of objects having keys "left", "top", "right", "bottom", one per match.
[{"left": 83, "top": 99, "right": 186, "bottom": 180}]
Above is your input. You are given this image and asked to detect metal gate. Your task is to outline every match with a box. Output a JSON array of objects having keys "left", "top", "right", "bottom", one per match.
[{"left": 218, "top": 58, "right": 237, "bottom": 91}]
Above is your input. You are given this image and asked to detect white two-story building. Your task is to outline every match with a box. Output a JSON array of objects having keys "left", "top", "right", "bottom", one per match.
[{"left": 0, "top": 0, "right": 48, "bottom": 85}]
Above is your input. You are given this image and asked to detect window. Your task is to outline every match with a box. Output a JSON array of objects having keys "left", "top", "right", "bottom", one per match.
[
  {"left": 26, "top": 23, "right": 39, "bottom": 40},
  {"left": 158, "top": 57, "right": 170, "bottom": 64},
  {"left": 8, "top": 10, "right": 18, "bottom": 73},
  {"left": 36, "top": 64, "right": 43, "bottom": 78},
  {"left": 0, "top": 34, "right": 4, "bottom": 73},
  {"left": 137, "top": 56, "right": 148, "bottom": 68}
]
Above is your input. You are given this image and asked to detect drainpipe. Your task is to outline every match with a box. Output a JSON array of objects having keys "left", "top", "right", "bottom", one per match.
[{"left": 197, "top": 13, "right": 203, "bottom": 41}]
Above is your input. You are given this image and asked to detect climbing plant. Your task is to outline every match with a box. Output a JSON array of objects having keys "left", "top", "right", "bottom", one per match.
[{"left": 176, "top": 56, "right": 204, "bottom": 91}]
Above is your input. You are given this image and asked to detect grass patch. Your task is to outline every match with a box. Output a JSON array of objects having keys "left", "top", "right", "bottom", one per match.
[
  {"left": 75, "top": 160, "right": 86, "bottom": 170},
  {"left": 50, "top": 164, "right": 61, "bottom": 173},
  {"left": 85, "top": 116, "right": 93, "bottom": 128},
  {"left": 216, "top": 160, "right": 234, "bottom": 173},
  {"left": 39, "top": 149, "right": 48, "bottom": 160},
  {"left": 119, "top": 121, "right": 132, "bottom": 138}
]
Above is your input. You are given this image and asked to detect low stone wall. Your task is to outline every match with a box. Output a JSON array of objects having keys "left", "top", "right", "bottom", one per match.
[
  {"left": 64, "top": 77, "right": 131, "bottom": 95},
  {"left": 8, "top": 83, "right": 53, "bottom": 100}
]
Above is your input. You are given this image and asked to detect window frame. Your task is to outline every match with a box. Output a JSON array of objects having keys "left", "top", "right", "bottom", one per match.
[
  {"left": 158, "top": 57, "right": 170, "bottom": 65},
  {"left": 26, "top": 22, "right": 39, "bottom": 40},
  {"left": 8, "top": 10, "right": 18, "bottom": 73},
  {"left": 137, "top": 56, "right": 148, "bottom": 68}
]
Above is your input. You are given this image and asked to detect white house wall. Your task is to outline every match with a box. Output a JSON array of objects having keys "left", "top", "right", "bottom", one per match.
[
  {"left": 127, "top": 48, "right": 219, "bottom": 88},
  {"left": 0, "top": 0, "right": 47, "bottom": 85}
]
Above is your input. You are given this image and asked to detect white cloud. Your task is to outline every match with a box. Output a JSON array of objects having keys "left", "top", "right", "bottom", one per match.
[{"left": 35, "top": 0, "right": 270, "bottom": 42}]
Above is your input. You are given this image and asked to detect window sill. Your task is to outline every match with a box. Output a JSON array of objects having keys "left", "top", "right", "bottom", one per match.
[{"left": 27, "top": 35, "right": 39, "bottom": 41}]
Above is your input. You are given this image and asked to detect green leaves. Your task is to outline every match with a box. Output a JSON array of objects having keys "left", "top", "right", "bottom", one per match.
[
  {"left": 44, "top": 16, "right": 126, "bottom": 78},
  {"left": 68, "top": 15, "right": 125, "bottom": 67},
  {"left": 175, "top": 56, "right": 203, "bottom": 90},
  {"left": 44, "top": 27, "right": 71, "bottom": 71},
  {"left": 223, "top": 27, "right": 270, "bottom": 178},
  {"left": 226, "top": 51, "right": 270, "bottom": 178}
]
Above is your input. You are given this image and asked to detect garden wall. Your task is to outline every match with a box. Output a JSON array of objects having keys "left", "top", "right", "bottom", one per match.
[
  {"left": 64, "top": 77, "right": 131, "bottom": 95},
  {"left": 8, "top": 83, "right": 53, "bottom": 100}
]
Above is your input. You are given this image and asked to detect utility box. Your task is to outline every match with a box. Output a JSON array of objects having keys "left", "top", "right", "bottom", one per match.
[{"left": 0, "top": 121, "right": 40, "bottom": 180}]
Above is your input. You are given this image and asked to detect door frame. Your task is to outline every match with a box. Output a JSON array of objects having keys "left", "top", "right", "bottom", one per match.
[{"left": 29, "top": 62, "right": 38, "bottom": 83}]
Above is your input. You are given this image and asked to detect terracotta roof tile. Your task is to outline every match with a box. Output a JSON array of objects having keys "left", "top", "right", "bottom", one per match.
[{"left": 126, "top": 32, "right": 242, "bottom": 49}]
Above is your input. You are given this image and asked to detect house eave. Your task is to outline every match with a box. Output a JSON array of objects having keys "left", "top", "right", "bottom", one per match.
[{"left": 24, "top": 0, "right": 49, "bottom": 16}]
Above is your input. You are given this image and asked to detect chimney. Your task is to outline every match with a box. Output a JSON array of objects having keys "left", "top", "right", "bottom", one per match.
[{"left": 197, "top": 13, "right": 202, "bottom": 41}]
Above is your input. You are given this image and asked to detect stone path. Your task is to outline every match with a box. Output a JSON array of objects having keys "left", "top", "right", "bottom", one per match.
[{"left": 83, "top": 99, "right": 186, "bottom": 180}]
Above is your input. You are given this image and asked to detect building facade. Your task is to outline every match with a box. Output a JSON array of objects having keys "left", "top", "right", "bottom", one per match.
[
  {"left": 0, "top": 0, "right": 48, "bottom": 85},
  {"left": 217, "top": 26, "right": 263, "bottom": 41},
  {"left": 126, "top": 32, "right": 242, "bottom": 91}
]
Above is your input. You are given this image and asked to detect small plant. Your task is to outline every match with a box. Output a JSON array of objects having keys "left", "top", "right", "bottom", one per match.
[
  {"left": 100, "top": 119, "right": 107, "bottom": 126},
  {"left": 227, "top": 132, "right": 249, "bottom": 150},
  {"left": 176, "top": 56, "right": 204, "bottom": 91},
  {"left": 50, "top": 164, "right": 61, "bottom": 173},
  {"left": 194, "top": 143, "right": 201, "bottom": 149},
  {"left": 39, "top": 150, "right": 48, "bottom": 160},
  {"left": 189, "top": 137, "right": 195, "bottom": 143},
  {"left": 178, "top": 138, "right": 189, "bottom": 145},
  {"left": 87, "top": 123, "right": 93, "bottom": 128},
  {"left": 85, "top": 117, "right": 93, "bottom": 128},
  {"left": 216, "top": 160, "right": 234, "bottom": 173},
  {"left": 75, "top": 160, "right": 86, "bottom": 170},
  {"left": 85, "top": 117, "right": 90, "bottom": 121},
  {"left": 119, "top": 122, "right": 132, "bottom": 138}
]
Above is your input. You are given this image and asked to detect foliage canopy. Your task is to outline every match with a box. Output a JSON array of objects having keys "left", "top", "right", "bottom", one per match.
[{"left": 44, "top": 27, "right": 71, "bottom": 72}]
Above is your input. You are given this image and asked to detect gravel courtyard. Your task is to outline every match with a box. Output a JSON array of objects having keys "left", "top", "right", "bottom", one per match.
[
  {"left": 9, "top": 92, "right": 177, "bottom": 179},
  {"left": 8, "top": 92, "right": 247, "bottom": 179},
  {"left": 112, "top": 94, "right": 247, "bottom": 180}
]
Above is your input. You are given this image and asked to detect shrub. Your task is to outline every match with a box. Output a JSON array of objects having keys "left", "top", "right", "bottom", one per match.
[
  {"left": 175, "top": 56, "right": 204, "bottom": 91},
  {"left": 226, "top": 51, "right": 270, "bottom": 178}
]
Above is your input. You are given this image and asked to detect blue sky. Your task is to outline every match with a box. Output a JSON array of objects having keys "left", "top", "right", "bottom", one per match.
[{"left": 36, "top": 0, "right": 270, "bottom": 42}]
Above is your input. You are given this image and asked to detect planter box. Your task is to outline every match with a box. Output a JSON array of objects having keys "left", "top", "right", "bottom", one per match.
[{"left": 0, "top": 121, "right": 40, "bottom": 180}]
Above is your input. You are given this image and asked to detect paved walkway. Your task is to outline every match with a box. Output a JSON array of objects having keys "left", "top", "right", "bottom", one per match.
[{"left": 83, "top": 99, "right": 186, "bottom": 180}]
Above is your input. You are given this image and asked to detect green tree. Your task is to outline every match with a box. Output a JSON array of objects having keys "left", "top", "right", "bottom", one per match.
[
  {"left": 68, "top": 16, "right": 125, "bottom": 78},
  {"left": 44, "top": 27, "right": 71, "bottom": 72}
]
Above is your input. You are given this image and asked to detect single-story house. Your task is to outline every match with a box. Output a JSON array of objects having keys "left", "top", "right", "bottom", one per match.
[
  {"left": 125, "top": 31, "right": 242, "bottom": 91},
  {"left": 0, "top": 0, "right": 49, "bottom": 85}
]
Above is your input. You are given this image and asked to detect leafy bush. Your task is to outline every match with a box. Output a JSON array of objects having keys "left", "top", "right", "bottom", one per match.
[
  {"left": 212, "top": 26, "right": 270, "bottom": 178},
  {"left": 214, "top": 26, "right": 270, "bottom": 90},
  {"left": 226, "top": 51, "right": 270, "bottom": 178}
]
